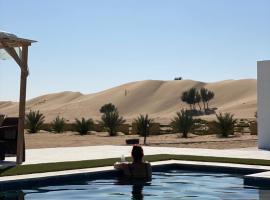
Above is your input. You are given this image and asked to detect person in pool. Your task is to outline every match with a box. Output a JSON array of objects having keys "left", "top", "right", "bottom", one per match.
[{"left": 114, "top": 145, "right": 152, "bottom": 179}]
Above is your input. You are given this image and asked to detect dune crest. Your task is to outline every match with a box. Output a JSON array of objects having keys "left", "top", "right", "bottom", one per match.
[{"left": 0, "top": 79, "right": 257, "bottom": 123}]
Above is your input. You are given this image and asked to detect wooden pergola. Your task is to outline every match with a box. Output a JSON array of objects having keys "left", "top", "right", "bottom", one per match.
[{"left": 0, "top": 31, "right": 36, "bottom": 164}]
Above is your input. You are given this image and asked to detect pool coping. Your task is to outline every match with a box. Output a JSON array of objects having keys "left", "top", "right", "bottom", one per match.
[{"left": 1, "top": 160, "right": 270, "bottom": 191}]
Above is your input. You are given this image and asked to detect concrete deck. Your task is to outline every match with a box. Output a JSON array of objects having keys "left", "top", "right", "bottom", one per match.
[
  {"left": 2, "top": 145, "right": 270, "bottom": 165},
  {"left": 1, "top": 146, "right": 270, "bottom": 190}
]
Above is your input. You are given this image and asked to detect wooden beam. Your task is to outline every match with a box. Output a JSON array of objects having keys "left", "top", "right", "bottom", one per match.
[
  {"left": 0, "top": 42, "right": 23, "bottom": 67},
  {"left": 16, "top": 45, "right": 28, "bottom": 164}
]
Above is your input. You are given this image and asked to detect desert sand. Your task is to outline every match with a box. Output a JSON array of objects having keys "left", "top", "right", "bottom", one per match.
[
  {"left": 0, "top": 79, "right": 257, "bottom": 123},
  {"left": 1, "top": 79, "right": 257, "bottom": 150},
  {"left": 25, "top": 131, "right": 257, "bottom": 150}
]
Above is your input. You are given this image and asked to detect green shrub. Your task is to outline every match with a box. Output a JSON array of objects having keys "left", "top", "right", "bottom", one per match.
[
  {"left": 134, "top": 114, "right": 154, "bottom": 144},
  {"left": 25, "top": 110, "right": 45, "bottom": 133},
  {"left": 214, "top": 113, "right": 236, "bottom": 137},
  {"left": 51, "top": 116, "right": 66, "bottom": 133},
  {"left": 99, "top": 103, "right": 117, "bottom": 114},
  {"left": 170, "top": 110, "right": 195, "bottom": 138},
  {"left": 74, "top": 118, "right": 93, "bottom": 135},
  {"left": 100, "top": 111, "right": 125, "bottom": 136}
]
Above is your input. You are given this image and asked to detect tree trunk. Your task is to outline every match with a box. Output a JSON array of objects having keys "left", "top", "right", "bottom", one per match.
[
  {"left": 197, "top": 102, "right": 201, "bottom": 110},
  {"left": 182, "top": 131, "right": 188, "bottom": 138},
  {"left": 144, "top": 134, "right": 146, "bottom": 145}
]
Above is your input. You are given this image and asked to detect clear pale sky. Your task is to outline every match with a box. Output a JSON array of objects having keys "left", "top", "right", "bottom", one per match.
[{"left": 0, "top": 0, "right": 269, "bottom": 101}]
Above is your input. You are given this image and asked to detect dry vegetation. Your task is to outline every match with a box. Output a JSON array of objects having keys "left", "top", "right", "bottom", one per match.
[{"left": 25, "top": 131, "right": 257, "bottom": 150}]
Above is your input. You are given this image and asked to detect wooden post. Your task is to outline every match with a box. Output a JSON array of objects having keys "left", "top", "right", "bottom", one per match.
[{"left": 16, "top": 45, "right": 28, "bottom": 164}]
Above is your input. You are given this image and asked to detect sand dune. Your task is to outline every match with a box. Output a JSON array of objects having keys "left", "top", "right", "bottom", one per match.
[{"left": 0, "top": 79, "right": 257, "bottom": 123}]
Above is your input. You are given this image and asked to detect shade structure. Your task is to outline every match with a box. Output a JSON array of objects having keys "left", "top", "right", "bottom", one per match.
[{"left": 0, "top": 31, "right": 36, "bottom": 164}]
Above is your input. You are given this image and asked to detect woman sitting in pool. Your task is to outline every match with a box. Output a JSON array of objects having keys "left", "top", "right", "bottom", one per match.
[{"left": 114, "top": 145, "right": 152, "bottom": 179}]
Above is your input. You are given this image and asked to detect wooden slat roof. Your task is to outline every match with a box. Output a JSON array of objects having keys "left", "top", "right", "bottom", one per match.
[{"left": 0, "top": 31, "right": 36, "bottom": 48}]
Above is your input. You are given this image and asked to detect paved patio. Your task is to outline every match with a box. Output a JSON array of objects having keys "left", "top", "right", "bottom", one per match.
[
  {"left": 1, "top": 145, "right": 270, "bottom": 166},
  {"left": 1, "top": 146, "right": 270, "bottom": 190}
]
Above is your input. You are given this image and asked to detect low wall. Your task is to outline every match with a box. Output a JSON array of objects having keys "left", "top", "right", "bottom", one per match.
[{"left": 131, "top": 123, "right": 160, "bottom": 135}]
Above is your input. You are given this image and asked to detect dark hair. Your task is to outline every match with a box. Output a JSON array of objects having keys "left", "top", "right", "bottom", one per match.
[{"left": 132, "top": 145, "right": 144, "bottom": 162}]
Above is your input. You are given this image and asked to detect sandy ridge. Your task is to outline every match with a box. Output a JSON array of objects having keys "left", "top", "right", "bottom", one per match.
[{"left": 0, "top": 79, "right": 257, "bottom": 122}]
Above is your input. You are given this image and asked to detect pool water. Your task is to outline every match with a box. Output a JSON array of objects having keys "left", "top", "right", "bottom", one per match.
[{"left": 1, "top": 170, "right": 270, "bottom": 200}]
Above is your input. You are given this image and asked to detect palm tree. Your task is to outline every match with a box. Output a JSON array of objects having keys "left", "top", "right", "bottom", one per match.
[
  {"left": 170, "top": 110, "right": 194, "bottom": 138},
  {"left": 51, "top": 116, "right": 66, "bottom": 133},
  {"left": 134, "top": 114, "right": 154, "bottom": 144},
  {"left": 74, "top": 117, "right": 93, "bottom": 135},
  {"left": 25, "top": 110, "right": 45, "bottom": 133},
  {"left": 100, "top": 110, "right": 126, "bottom": 136},
  {"left": 214, "top": 113, "right": 236, "bottom": 137}
]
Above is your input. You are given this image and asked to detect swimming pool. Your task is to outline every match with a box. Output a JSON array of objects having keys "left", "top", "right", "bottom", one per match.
[{"left": 1, "top": 170, "right": 270, "bottom": 199}]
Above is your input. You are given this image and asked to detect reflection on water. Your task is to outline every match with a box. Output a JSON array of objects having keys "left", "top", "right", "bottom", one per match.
[
  {"left": 1, "top": 171, "right": 270, "bottom": 200},
  {"left": 131, "top": 184, "right": 144, "bottom": 200},
  {"left": 260, "top": 189, "right": 270, "bottom": 200},
  {"left": 116, "top": 177, "right": 151, "bottom": 200},
  {"left": 0, "top": 191, "right": 24, "bottom": 200}
]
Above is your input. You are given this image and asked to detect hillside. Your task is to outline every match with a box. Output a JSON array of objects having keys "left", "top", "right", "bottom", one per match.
[{"left": 0, "top": 79, "right": 257, "bottom": 123}]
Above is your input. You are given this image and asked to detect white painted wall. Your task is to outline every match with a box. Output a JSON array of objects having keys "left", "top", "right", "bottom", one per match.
[{"left": 258, "top": 60, "right": 270, "bottom": 149}]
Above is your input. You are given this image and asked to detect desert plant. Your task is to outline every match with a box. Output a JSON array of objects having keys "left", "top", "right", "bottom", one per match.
[
  {"left": 51, "top": 116, "right": 66, "bottom": 133},
  {"left": 200, "top": 88, "right": 215, "bottom": 110},
  {"left": 170, "top": 110, "right": 195, "bottom": 138},
  {"left": 74, "top": 117, "right": 93, "bottom": 135},
  {"left": 181, "top": 88, "right": 199, "bottom": 110},
  {"left": 181, "top": 91, "right": 190, "bottom": 109},
  {"left": 195, "top": 90, "right": 202, "bottom": 110},
  {"left": 100, "top": 110, "right": 125, "bottom": 136},
  {"left": 100, "top": 103, "right": 117, "bottom": 114},
  {"left": 134, "top": 114, "right": 154, "bottom": 144},
  {"left": 214, "top": 113, "right": 236, "bottom": 137},
  {"left": 25, "top": 110, "right": 45, "bottom": 133}
]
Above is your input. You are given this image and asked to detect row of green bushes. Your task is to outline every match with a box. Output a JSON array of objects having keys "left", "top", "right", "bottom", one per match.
[{"left": 24, "top": 103, "right": 257, "bottom": 145}]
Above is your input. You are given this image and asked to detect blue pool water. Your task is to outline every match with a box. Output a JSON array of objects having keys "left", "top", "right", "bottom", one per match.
[{"left": 1, "top": 170, "right": 270, "bottom": 200}]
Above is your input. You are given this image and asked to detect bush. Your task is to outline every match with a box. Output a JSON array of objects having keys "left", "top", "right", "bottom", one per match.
[
  {"left": 74, "top": 118, "right": 93, "bottom": 135},
  {"left": 99, "top": 103, "right": 117, "bottom": 114},
  {"left": 100, "top": 111, "right": 125, "bottom": 136},
  {"left": 51, "top": 116, "right": 66, "bottom": 133},
  {"left": 25, "top": 110, "right": 45, "bottom": 133},
  {"left": 213, "top": 113, "right": 236, "bottom": 137},
  {"left": 134, "top": 114, "right": 154, "bottom": 144},
  {"left": 170, "top": 110, "right": 194, "bottom": 138}
]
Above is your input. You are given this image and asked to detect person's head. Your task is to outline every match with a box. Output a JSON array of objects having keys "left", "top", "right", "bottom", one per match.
[{"left": 131, "top": 145, "right": 144, "bottom": 162}]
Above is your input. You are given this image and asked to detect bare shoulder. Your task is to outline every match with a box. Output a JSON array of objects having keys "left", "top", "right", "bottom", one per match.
[
  {"left": 145, "top": 161, "right": 152, "bottom": 166},
  {"left": 114, "top": 162, "right": 129, "bottom": 170}
]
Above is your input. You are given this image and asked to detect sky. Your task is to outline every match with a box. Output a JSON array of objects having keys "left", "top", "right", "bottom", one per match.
[{"left": 0, "top": 0, "right": 269, "bottom": 101}]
